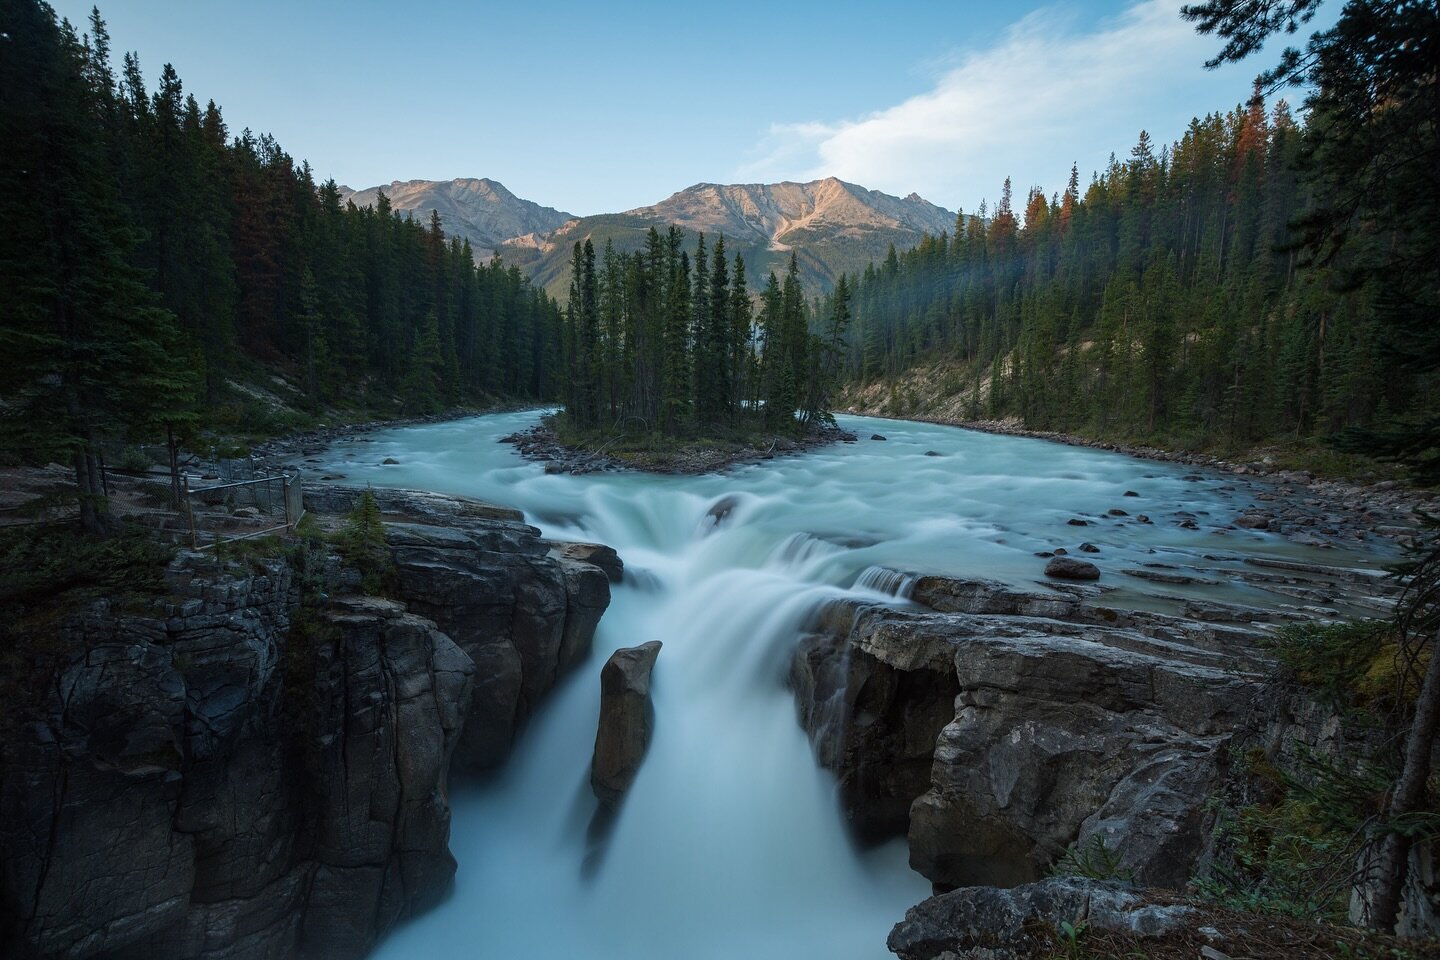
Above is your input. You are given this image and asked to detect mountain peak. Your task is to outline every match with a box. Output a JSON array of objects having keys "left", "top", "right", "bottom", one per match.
[
  {"left": 623, "top": 179, "right": 957, "bottom": 250},
  {"left": 338, "top": 177, "right": 573, "bottom": 257}
]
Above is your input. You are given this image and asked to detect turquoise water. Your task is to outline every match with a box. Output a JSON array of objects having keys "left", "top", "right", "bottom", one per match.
[{"left": 312, "top": 410, "right": 1391, "bottom": 960}]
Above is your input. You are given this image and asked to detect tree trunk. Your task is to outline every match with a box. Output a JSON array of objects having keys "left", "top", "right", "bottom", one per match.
[
  {"left": 167, "top": 423, "right": 182, "bottom": 511},
  {"left": 1369, "top": 628, "right": 1440, "bottom": 931},
  {"left": 73, "top": 445, "right": 111, "bottom": 536}
]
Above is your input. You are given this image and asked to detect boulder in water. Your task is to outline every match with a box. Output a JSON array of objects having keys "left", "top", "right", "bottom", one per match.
[
  {"left": 871, "top": 434, "right": 887, "bottom": 441},
  {"left": 591, "top": 641, "right": 663, "bottom": 810},
  {"left": 1045, "top": 556, "right": 1100, "bottom": 580},
  {"left": 706, "top": 494, "right": 741, "bottom": 527},
  {"left": 549, "top": 540, "right": 624, "bottom": 583}
]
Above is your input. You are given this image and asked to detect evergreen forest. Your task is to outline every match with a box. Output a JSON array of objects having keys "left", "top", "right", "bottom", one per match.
[
  {"left": 842, "top": 35, "right": 1436, "bottom": 475},
  {"left": 0, "top": 2, "right": 562, "bottom": 529}
]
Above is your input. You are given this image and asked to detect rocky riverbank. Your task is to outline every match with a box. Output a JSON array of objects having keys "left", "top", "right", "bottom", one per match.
[
  {"left": 248, "top": 403, "right": 546, "bottom": 476},
  {"left": 789, "top": 568, "right": 1440, "bottom": 948},
  {"left": 0, "top": 485, "right": 613, "bottom": 960},
  {"left": 500, "top": 417, "right": 858, "bottom": 475},
  {"left": 842, "top": 408, "right": 1434, "bottom": 551}
]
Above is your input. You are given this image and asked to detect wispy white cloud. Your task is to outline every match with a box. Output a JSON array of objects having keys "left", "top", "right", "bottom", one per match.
[{"left": 738, "top": 0, "right": 1254, "bottom": 212}]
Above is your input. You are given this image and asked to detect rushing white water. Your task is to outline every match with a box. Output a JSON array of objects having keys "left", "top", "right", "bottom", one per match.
[{"left": 311, "top": 410, "right": 1391, "bottom": 960}]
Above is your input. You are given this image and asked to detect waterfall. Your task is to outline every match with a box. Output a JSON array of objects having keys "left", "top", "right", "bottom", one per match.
[{"left": 313, "top": 408, "right": 1392, "bottom": 959}]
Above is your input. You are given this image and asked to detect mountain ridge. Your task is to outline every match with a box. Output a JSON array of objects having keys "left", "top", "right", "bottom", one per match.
[
  {"left": 500, "top": 177, "right": 962, "bottom": 296},
  {"left": 337, "top": 177, "right": 573, "bottom": 257},
  {"left": 624, "top": 177, "right": 958, "bottom": 253},
  {"left": 340, "top": 175, "right": 962, "bottom": 295}
]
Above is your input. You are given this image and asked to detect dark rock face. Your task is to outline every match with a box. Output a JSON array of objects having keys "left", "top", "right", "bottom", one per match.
[
  {"left": 0, "top": 486, "right": 613, "bottom": 960},
  {"left": 296, "top": 598, "right": 475, "bottom": 957},
  {"left": 342, "top": 488, "right": 612, "bottom": 772},
  {"left": 790, "top": 608, "right": 959, "bottom": 843},
  {"left": 791, "top": 576, "right": 1268, "bottom": 895},
  {"left": 1, "top": 559, "right": 299, "bottom": 960},
  {"left": 591, "top": 642, "right": 662, "bottom": 810},
  {"left": 888, "top": 877, "right": 1195, "bottom": 960}
]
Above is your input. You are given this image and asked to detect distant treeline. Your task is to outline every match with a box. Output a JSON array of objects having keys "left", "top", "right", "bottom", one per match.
[
  {"left": 1, "top": 2, "right": 561, "bottom": 530},
  {"left": 558, "top": 231, "right": 850, "bottom": 436},
  {"left": 845, "top": 95, "right": 1431, "bottom": 450}
]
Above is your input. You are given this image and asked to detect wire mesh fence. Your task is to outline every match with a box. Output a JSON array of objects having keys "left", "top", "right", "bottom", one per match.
[
  {"left": 60, "top": 463, "right": 310, "bottom": 549},
  {"left": 179, "top": 472, "right": 305, "bottom": 550}
]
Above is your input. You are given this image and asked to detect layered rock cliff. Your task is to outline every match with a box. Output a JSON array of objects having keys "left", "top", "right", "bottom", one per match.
[
  {"left": 0, "top": 487, "right": 612, "bottom": 960},
  {"left": 791, "top": 573, "right": 1294, "bottom": 889}
]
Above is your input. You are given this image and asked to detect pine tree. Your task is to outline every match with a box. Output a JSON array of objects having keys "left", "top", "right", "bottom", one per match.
[{"left": 0, "top": 2, "right": 199, "bottom": 534}]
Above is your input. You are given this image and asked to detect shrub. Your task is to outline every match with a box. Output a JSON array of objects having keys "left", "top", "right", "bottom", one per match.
[{"left": 335, "top": 489, "right": 393, "bottom": 595}]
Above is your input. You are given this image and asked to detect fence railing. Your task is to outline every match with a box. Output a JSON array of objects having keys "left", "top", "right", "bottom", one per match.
[
  {"left": 180, "top": 471, "right": 305, "bottom": 550},
  {"left": 6, "top": 464, "right": 306, "bottom": 546}
]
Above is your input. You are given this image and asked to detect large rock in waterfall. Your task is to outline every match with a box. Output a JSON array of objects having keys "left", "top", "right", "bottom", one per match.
[{"left": 591, "top": 641, "right": 663, "bottom": 810}]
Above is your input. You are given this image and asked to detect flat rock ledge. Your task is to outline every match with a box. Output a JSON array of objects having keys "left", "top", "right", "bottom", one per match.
[
  {"left": 889, "top": 877, "right": 1434, "bottom": 960},
  {"left": 888, "top": 878, "right": 1194, "bottom": 960}
]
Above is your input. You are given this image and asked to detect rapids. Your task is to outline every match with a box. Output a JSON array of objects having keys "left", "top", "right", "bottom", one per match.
[{"left": 311, "top": 410, "right": 1390, "bottom": 960}]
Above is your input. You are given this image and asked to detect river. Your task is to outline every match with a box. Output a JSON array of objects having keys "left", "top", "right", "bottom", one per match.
[{"left": 310, "top": 409, "right": 1390, "bottom": 960}]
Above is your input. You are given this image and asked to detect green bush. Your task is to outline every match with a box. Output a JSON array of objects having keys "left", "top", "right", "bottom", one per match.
[
  {"left": 1196, "top": 746, "right": 1400, "bottom": 922},
  {"left": 1051, "top": 834, "right": 1135, "bottom": 884}
]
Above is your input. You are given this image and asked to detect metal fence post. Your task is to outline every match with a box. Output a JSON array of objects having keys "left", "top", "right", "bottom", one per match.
[{"left": 182, "top": 474, "right": 198, "bottom": 549}]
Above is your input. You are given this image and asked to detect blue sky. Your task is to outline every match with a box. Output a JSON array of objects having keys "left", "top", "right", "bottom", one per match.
[{"left": 53, "top": 0, "right": 1284, "bottom": 216}]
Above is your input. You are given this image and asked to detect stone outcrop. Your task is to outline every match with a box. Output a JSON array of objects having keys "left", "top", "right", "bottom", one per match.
[
  {"left": 888, "top": 878, "right": 1195, "bottom": 960},
  {"left": 792, "top": 574, "right": 1271, "bottom": 891},
  {"left": 591, "top": 641, "right": 662, "bottom": 811},
  {"left": 0, "top": 486, "right": 613, "bottom": 960},
  {"left": 293, "top": 598, "right": 474, "bottom": 957},
  {"left": 791, "top": 604, "right": 959, "bottom": 843},
  {"left": 310, "top": 485, "right": 612, "bottom": 772}
]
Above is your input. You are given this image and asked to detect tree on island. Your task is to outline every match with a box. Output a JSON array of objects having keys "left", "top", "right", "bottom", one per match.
[{"left": 556, "top": 232, "right": 849, "bottom": 440}]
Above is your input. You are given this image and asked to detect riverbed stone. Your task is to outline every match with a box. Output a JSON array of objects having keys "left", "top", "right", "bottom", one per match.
[{"left": 1044, "top": 556, "right": 1100, "bottom": 580}]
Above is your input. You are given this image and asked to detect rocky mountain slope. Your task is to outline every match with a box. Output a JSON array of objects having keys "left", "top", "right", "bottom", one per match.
[
  {"left": 338, "top": 178, "right": 573, "bottom": 258},
  {"left": 338, "top": 175, "right": 958, "bottom": 296},
  {"left": 501, "top": 178, "right": 961, "bottom": 297},
  {"left": 629, "top": 179, "right": 956, "bottom": 252}
]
